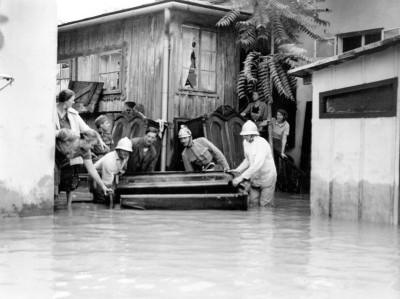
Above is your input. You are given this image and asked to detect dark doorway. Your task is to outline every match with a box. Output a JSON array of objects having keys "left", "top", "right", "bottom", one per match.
[{"left": 300, "top": 101, "right": 312, "bottom": 192}]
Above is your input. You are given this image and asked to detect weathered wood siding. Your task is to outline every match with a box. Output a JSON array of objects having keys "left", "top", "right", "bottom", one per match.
[
  {"left": 58, "top": 14, "right": 165, "bottom": 120},
  {"left": 311, "top": 45, "right": 400, "bottom": 224},
  {"left": 58, "top": 11, "right": 239, "bottom": 121},
  {"left": 168, "top": 11, "right": 240, "bottom": 121}
]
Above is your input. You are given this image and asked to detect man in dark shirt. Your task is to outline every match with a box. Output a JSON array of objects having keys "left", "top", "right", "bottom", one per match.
[
  {"left": 127, "top": 127, "right": 159, "bottom": 172},
  {"left": 92, "top": 114, "right": 113, "bottom": 162}
]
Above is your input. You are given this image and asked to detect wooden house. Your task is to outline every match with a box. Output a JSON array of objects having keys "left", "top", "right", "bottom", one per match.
[
  {"left": 57, "top": 0, "right": 249, "bottom": 170},
  {"left": 289, "top": 36, "right": 400, "bottom": 225}
]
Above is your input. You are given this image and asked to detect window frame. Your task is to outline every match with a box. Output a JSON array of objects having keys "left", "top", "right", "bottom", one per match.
[
  {"left": 337, "top": 28, "right": 383, "bottom": 54},
  {"left": 56, "top": 59, "right": 72, "bottom": 95},
  {"left": 319, "top": 78, "right": 398, "bottom": 119},
  {"left": 98, "top": 49, "right": 123, "bottom": 95},
  {"left": 180, "top": 25, "right": 217, "bottom": 93}
]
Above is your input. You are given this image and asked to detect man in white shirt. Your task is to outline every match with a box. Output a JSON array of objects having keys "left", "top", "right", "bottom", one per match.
[
  {"left": 92, "top": 137, "right": 132, "bottom": 204},
  {"left": 231, "top": 120, "right": 277, "bottom": 207}
]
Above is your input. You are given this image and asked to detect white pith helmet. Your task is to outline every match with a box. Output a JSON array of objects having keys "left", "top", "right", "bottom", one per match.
[
  {"left": 240, "top": 120, "right": 260, "bottom": 136},
  {"left": 115, "top": 137, "right": 133, "bottom": 152},
  {"left": 178, "top": 125, "right": 192, "bottom": 138}
]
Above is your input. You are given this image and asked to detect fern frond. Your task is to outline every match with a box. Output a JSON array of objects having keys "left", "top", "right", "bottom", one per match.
[
  {"left": 271, "top": 14, "right": 290, "bottom": 45},
  {"left": 243, "top": 51, "right": 260, "bottom": 83},
  {"left": 237, "top": 25, "right": 257, "bottom": 49},
  {"left": 267, "top": 55, "right": 293, "bottom": 100},
  {"left": 288, "top": 75, "right": 298, "bottom": 91},
  {"left": 274, "top": 59, "right": 294, "bottom": 99},
  {"left": 258, "top": 62, "right": 272, "bottom": 101},
  {"left": 267, "top": 0, "right": 290, "bottom": 13},
  {"left": 297, "top": 24, "right": 327, "bottom": 41},
  {"left": 216, "top": 10, "right": 241, "bottom": 27},
  {"left": 237, "top": 70, "right": 248, "bottom": 99}
]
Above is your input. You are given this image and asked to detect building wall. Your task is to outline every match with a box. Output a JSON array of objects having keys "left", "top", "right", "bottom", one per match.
[
  {"left": 57, "top": 11, "right": 239, "bottom": 121},
  {"left": 310, "top": 45, "right": 400, "bottom": 224},
  {"left": 293, "top": 0, "right": 400, "bottom": 167},
  {"left": 0, "top": 1, "right": 57, "bottom": 216},
  {"left": 58, "top": 14, "right": 165, "bottom": 120}
]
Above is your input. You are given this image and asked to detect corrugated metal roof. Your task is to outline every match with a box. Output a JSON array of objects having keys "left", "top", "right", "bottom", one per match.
[{"left": 289, "top": 35, "right": 400, "bottom": 77}]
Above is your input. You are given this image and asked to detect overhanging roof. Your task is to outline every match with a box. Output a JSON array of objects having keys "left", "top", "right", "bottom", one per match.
[
  {"left": 289, "top": 35, "right": 400, "bottom": 77},
  {"left": 58, "top": 0, "right": 251, "bottom": 32}
]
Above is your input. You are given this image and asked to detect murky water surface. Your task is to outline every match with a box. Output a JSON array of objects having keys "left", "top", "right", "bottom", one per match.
[{"left": 1, "top": 195, "right": 399, "bottom": 299}]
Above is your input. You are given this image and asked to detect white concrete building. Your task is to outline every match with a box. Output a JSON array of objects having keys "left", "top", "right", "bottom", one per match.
[
  {"left": 290, "top": 36, "right": 400, "bottom": 225},
  {"left": 291, "top": 0, "right": 400, "bottom": 184},
  {"left": 0, "top": 1, "right": 57, "bottom": 216}
]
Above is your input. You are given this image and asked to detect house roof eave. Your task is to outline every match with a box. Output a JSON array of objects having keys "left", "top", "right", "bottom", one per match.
[
  {"left": 289, "top": 35, "right": 400, "bottom": 78},
  {"left": 58, "top": 0, "right": 251, "bottom": 32}
]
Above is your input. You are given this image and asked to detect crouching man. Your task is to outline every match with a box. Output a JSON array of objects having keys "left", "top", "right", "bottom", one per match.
[
  {"left": 178, "top": 125, "right": 229, "bottom": 172},
  {"left": 92, "top": 137, "right": 132, "bottom": 204},
  {"left": 127, "top": 127, "right": 159, "bottom": 173},
  {"left": 231, "top": 120, "right": 277, "bottom": 207}
]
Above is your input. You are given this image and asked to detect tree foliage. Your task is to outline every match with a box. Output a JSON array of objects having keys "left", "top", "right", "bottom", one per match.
[{"left": 212, "top": 0, "right": 330, "bottom": 102}]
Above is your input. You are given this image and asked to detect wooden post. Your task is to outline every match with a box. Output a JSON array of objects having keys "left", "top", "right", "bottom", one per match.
[{"left": 268, "top": 27, "right": 274, "bottom": 152}]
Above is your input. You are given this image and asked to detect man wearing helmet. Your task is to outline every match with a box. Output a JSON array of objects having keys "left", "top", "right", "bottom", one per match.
[
  {"left": 92, "top": 137, "right": 132, "bottom": 204},
  {"left": 231, "top": 120, "right": 277, "bottom": 207},
  {"left": 178, "top": 125, "right": 229, "bottom": 172}
]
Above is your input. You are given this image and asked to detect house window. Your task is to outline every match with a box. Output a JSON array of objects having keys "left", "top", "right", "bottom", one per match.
[
  {"left": 181, "top": 26, "right": 217, "bottom": 92},
  {"left": 56, "top": 60, "right": 71, "bottom": 95},
  {"left": 319, "top": 78, "right": 398, "bottom": 119},
  {"left": 99, "top": 50, "right": 122, "bottom": 93},
  {"left": 337, "top": 28, "right": 382, "bottom": 54}
]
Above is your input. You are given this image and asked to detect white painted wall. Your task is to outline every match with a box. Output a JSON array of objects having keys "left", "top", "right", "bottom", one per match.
[
  {"left": 293, "top": 0, "right": 400, "bottom": 167},
  {"left": 311, "top": 45, "right": 400, "bottom": 224},
  {"left": 0, "top": 0, "right": 57, "bottom": 216}
]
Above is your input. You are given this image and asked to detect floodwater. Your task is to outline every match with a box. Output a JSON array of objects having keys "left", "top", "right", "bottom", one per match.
[{"left": 1, "top": 194, "right": 400, "bottom": 299}]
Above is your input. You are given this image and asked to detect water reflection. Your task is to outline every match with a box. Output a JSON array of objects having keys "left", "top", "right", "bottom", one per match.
[{"left": 0, "top": 196, "right": 399, "bottom": 299}]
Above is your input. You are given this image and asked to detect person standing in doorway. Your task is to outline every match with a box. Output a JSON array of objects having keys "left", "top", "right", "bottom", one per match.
[
  {"left": 240, "top": 91, "right": 269, "bottom": 129},
  {"left": 271, "top": 109, "right": 290, "bottom": 158},
  {"left": 231, "top": 120, "right": 277, "bottom": 207}
]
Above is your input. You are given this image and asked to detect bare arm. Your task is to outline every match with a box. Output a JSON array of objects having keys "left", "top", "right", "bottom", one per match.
[
  {"left": 83, "top": 159, "right": 111, "bottom": 194},
  {"left": 240, "top": 103, "right": 251, "bottom": 116},
  {"left": 281, "top": 135, "right": 287, "bottom": 157}
]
